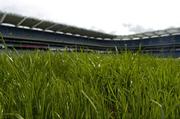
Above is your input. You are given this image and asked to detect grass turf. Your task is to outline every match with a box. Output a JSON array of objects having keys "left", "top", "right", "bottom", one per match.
[{"left": 0, "top": 51, "right": 179, "bottom": 119}]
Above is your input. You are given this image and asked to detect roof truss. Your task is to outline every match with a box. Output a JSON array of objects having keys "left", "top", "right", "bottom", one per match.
[{"left": 0, "top": 13, "right": 7, "bottom": 23}]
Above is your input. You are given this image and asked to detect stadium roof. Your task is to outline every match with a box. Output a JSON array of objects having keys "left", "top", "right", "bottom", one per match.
[
  {"left": 1, "top": 11, "right": 180, "bottom": 41},
  {"left": 0, "top": 11, "right": 116, "bottom": 39},
  {"left": 115, "top": 27, "right": 180, "bottom": 40}
]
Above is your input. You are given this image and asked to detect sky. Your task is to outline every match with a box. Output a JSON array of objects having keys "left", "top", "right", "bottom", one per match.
[{"left": 0, "top": 0, "right": 180, "bottom": 35}]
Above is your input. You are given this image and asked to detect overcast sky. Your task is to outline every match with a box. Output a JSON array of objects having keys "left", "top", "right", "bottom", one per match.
[{"left": 0, "top": 0, "right": 180, "bottom": 35}]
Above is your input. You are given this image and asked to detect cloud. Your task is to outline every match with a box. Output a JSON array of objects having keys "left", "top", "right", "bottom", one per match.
[
  {"left": 0, "top": 0, "right": 49, "bottom": 19},
  {"left": 123, "top": 23, "right": 154, "bottom": 33},
  {"left": 1, "top": 0, "right": 180, "bottom": 35}
]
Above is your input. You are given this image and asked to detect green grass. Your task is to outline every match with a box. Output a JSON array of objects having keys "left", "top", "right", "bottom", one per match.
[{"left": 0, "top": 51, "right": 179, "bottom": 119}]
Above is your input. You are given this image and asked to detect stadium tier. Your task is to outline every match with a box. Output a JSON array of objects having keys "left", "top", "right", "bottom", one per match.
[{"left": 0, "top": 12, "right": 180, "bottom": 57}]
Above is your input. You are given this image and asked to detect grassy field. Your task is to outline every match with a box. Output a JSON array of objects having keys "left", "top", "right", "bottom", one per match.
[{"left": 0, "top": 51, "right": 179, "bottom": 119}]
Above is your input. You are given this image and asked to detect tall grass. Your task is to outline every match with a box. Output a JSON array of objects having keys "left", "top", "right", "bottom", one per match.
[{"left": 0, "top": 51, "right": 179, "bottom": 119}]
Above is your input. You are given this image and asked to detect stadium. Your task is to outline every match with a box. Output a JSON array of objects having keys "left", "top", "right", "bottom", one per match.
[
  {"left": 0, "top": 11, "right": 180, "bottom": 119},
  {"left": 1, "top": 12, "right": 180, "bottom": 57}
]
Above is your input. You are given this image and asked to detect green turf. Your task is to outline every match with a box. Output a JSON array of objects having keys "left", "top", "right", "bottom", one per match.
[{"left": 0, "top": 51, "right": 179, "bottom": 119}]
